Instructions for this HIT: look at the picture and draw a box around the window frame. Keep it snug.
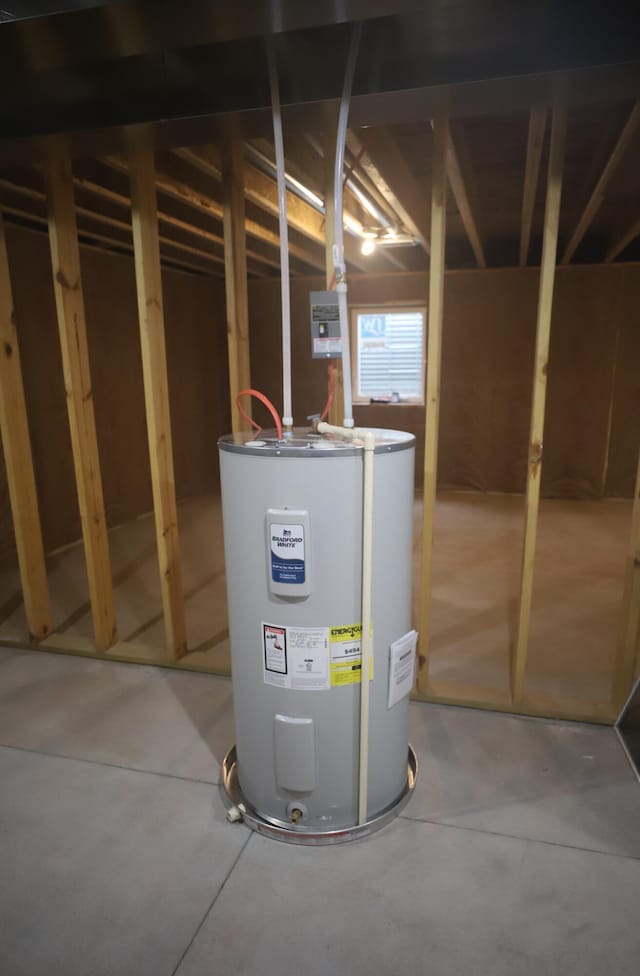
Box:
[350,303,427,406]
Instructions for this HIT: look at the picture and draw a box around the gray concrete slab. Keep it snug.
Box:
[0,648,233,783]
[408,701,640,858]
[174,817,640,976]
[0,746,248,976]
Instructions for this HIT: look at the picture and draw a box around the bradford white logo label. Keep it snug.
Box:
[270,523,305,583]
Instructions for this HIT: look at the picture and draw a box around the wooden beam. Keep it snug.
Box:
[519,108,547,266]
[442,121,486,268]
[605,214,640,263]
[45,144,117,652]
[222,134,252,434]
[346,128,430,254]
[129,149,187,660]
[242,160,369,272]
[511,107,567,703]
[179,144,369,271]
[612,447,640,711]
[561,101,640,265]
[0,209,52,640]
[417,115,448,695]
[0,176,223,275]
[102,154,323,272]
[1,201,214,277]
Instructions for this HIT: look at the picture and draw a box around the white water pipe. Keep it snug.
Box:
[267,44,293,432]
[333,23,362,429]
[316,419,374,825]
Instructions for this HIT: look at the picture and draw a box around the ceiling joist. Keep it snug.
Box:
[346,128,429,255]
[441,120,486,269]
[0,198,217,277]
[561,100,640,265]
[101,155,322,272]
[604,215,640,263]
[178,146,367,272]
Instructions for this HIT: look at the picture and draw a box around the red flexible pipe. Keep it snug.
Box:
[236,389,283,441]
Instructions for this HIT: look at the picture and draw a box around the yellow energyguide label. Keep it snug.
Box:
[329,623,373,686]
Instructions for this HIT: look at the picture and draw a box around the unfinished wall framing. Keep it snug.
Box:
[0,94,638,725]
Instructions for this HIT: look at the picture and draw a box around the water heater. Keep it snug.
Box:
[219,427,417,844]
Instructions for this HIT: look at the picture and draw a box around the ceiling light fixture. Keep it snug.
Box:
[361,238,377,256]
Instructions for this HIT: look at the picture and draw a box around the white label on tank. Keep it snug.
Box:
[388,630,417,708]
[262,623,329,690]
[289,627,329,690]
[269,523,305,585]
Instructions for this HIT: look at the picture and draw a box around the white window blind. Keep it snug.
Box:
[355,309,425,401]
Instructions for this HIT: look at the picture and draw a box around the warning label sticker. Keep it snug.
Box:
[262,623,329,690]
[263,624,287,685]
[329,623,373,686]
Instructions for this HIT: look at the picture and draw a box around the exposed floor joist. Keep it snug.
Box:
[346,127,430,255]
[177,146,369,271]
[102,154,325,273]
[441,121,486,268]
[561,100,640,265]
[70,168,273,274]
[0,177,223,276]
[605,214,640,262]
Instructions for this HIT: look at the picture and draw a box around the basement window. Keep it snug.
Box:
[351,307,426,405]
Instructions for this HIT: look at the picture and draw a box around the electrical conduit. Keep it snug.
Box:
[333,23,362,429]
[316,419,374,825]
[267,43,293,432]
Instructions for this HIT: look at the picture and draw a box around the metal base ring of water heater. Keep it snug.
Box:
[220,744,418,846]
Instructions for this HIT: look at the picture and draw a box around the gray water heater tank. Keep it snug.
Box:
[218,428,417,843]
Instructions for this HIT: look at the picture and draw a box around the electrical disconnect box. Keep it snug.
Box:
[309,290,342,359]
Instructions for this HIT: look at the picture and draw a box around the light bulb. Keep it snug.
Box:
[361,238,376,256]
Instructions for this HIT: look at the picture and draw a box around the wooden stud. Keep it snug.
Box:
[129,149,187,660]
[0,209,52,640]
[440,121,486,268]
[417,116,448,695]
[612,447,640,710]
[0,625,616,726]
[221,133,252,434]
[562,101,640,265]
[45,143,117,652]
[511,107,567,703]
[519,108,547,266]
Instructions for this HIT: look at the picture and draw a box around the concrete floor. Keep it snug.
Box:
[0,490,634,706]
[1,646,639,975]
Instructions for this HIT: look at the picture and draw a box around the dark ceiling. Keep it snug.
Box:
[0,0,639,154]
[0,0,639,273]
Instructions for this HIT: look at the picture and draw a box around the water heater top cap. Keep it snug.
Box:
[219,427,414,458]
